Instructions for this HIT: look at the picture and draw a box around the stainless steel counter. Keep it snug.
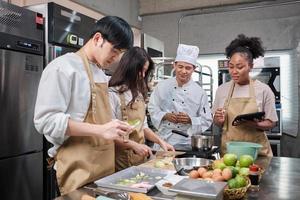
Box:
[55,157,300,200]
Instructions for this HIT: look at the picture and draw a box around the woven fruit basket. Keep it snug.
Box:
[223,178,251,200]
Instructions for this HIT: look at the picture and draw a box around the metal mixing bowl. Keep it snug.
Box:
[172,158,212,176]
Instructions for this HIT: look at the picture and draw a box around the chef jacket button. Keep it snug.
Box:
[177,126,180,128]
[172,99,175,101]
[174,87,177,89]
[182,102,184,104]
[168,123,170,125]
[184,89,186,91]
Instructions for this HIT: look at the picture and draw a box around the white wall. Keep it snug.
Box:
[142,1,300,157]
[142,2,300,56]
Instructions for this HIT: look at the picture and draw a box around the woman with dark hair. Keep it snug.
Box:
[109,47,174,171]
[213,34,278,157]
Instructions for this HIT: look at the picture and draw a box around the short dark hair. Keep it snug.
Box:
[90,16,133,50]
[109,47,154,106]
[225,34,265,64]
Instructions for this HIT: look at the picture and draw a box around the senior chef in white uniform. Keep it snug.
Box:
[148,44,213,148]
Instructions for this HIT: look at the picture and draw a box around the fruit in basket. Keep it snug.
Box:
[235,175,247,188]
[228,178,238,189]
[213,160,226,170]
[227,166,239,178]
[223,153,238,166]
[239,155,254,167]
[239,167,250,176]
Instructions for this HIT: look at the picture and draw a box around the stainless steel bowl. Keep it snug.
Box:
[172,158,212,176]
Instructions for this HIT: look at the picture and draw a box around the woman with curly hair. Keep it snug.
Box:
[213,34,278,157]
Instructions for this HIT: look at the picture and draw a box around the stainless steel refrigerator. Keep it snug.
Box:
[0,2,44,199]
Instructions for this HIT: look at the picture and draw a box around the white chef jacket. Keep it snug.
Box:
[34,52,109,157]
[148,77,212,146]
[109,88,148,128]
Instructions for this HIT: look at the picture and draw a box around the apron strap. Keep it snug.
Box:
[119,93,129,122]
[76,49,98,123]
[249,79,256,98]
[224,81,235,111]
[76,49,96,89]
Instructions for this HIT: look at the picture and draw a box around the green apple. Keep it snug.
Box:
[223,153,238,166]
[239,155,254,168]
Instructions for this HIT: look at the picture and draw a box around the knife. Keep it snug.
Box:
[171,130,189,138]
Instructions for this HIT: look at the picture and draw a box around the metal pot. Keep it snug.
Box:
[191,134,214,151]
[171,130,214,151]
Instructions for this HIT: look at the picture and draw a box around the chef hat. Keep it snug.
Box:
[175,44,199,66]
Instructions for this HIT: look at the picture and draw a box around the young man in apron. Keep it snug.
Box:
[34,16,134,194]
[213,34,278,157]
[109,47,174,171]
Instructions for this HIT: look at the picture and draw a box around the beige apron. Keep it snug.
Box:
[115,92,146,171]
[55,49,115,194]
[221,80,272,157]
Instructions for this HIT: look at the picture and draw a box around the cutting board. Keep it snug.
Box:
[139,151,185,171]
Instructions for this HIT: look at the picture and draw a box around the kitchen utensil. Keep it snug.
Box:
[147,149,157,161]
[171,130,189,137]
[226,141,262,160]
[191,133,214,151]
[172,158,212,176]
[168,178,227,199]
[155,174,185,196]
[84,186,130,200]
[172,130,215,151]
[94,166,172,193]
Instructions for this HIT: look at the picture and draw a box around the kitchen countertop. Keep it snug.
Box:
[54,156,300,200]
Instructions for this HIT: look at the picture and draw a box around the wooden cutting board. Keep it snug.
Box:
[139,151,185,171]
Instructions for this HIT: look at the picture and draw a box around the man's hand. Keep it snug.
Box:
[163,113,178,123]
[100,119,133,140]
[176,112,191,124]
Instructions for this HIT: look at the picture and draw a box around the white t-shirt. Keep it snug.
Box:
[213,80,278,122]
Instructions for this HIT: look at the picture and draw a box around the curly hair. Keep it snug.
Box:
[225,34,265,64]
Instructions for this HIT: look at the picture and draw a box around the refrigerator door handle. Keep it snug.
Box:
[0,51,5,101]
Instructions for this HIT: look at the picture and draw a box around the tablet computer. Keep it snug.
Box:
[232,111,265,126]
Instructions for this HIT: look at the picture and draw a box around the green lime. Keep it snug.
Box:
[239,155,254,168]
[235,175,247,188]
[228,166,239,178]
[223,153,238,166]
[228,178,238,189]
[239,167,250,176]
